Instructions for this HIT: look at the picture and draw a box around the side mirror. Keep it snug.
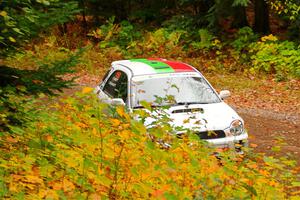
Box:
[111,98,125,106]
[219,90,231,100]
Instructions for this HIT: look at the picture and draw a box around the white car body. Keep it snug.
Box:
[96,58,248,150]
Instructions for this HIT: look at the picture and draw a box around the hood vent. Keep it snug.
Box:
[172,108,204,114]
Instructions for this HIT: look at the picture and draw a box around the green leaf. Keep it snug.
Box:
[292,182,300,187]
[242,183,257,196]
[232,0,249,7]
[164,192,177,200]
[12,28,23,35]
[99,175,113,187]
[145,140,155,149]
[140,100,152,111]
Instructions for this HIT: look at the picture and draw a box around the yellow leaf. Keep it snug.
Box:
[92,127,98,135]
[50,181,62,190]
[183,118,190,123]
[75,121,88,128]
[248,163,258,169]
[0,11,7,17]
[269,180,278,187]
[63,179,75,192]
[44,134,53,142]
[116,106,130,121]
[120,130,131,140]
[24,175,43,184]
[9,37,16,43]
[9,181,18,192]
[82,87,93,94]
[90,193,102,200]
[110,118,121,127]
[250,143,258,148]
[116,106,125,117]
[6,136,19,143]
[42,189,59,200]
[259,169,269,176]
[261,34,278,42]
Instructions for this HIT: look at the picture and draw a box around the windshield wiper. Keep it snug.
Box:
[134,102,211,109]
[133,105,162,109]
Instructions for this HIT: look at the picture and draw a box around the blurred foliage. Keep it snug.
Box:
[191,29,222,51]
[87,16,141,50]
[270,0,300,21]
[249,35,300,80]
[0,49,82,131]
[231,27,258,52]
[8,20,300,80]
[0,0,80,57]
[0,0,82,129]
[269,0,300,40]
[0,90,299,199]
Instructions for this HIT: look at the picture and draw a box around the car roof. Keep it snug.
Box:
[112,58,197,76]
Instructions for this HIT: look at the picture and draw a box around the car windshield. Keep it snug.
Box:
[131,76,221,108]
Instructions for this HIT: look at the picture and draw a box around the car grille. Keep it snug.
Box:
[196,130,226,140]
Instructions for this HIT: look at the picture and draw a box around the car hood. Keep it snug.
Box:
[143,102,242,132]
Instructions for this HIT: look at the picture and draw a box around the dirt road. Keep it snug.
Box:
[235,107,299,163]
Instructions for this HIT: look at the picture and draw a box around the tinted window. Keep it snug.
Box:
[103,70,128,102]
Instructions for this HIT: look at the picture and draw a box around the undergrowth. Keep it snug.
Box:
[4,21,300,81]
[0,90,299,199]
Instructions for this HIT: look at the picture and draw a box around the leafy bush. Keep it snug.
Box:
[0,0,80,57]
[231,27,258,52]
[163,15,195,32]
[139,28,186,55]
[0,87,36,131]
[190,29,223,54]
[249,35,300,79]
[287,19,300,40]
[87,16,120,47]
[88,17,141,50]
[0,49,82,130]
[0,90,299,199]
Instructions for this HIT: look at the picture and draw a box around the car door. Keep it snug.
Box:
[97,70,129,105]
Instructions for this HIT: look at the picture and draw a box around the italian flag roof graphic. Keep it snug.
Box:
[130,58,195,73]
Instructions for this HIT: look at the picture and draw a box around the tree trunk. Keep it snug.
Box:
[114,0,128,22]
[254,0,270,34]
[80,0,88,31]
[232,6,249,28]
[58,23,68,36]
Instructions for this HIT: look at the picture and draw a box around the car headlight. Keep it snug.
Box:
[229,120,244,136]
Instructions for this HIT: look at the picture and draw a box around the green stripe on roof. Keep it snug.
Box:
[131,59,174,73]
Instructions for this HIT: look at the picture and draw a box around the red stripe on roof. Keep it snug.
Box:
[148,58,195,72]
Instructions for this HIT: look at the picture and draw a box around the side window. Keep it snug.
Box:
[103,70,128,102]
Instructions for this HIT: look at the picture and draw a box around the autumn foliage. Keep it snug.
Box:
[0,90,299,199]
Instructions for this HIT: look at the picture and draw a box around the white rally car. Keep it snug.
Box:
[95,58,248,150]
